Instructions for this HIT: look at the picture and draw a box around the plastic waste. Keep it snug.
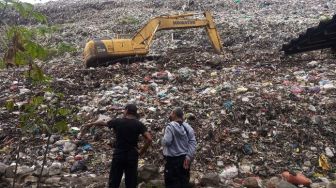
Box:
[219,165,238,180]
[70,160,87,173]
[319,80,331,86]
[70,127,80,135]
[308,86,321,94]
[223,100,233,111]
[236,86,248,93]
[152,71,174,80]
[325,147,334,158]
[281,171,311,186]
[74,155,83,161]
[290,86,304,95]
[82,144,93,151]
[319,154,331,171]
[177,67,193,80]
[242,143,253,155]
[210,72,218,77]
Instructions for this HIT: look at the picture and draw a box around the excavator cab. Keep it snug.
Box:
[83,11,223,67]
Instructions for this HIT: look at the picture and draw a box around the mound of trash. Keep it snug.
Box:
[0,0,335,187]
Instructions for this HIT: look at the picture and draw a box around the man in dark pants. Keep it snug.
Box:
[80,104,152,188]
[162,107,197,188]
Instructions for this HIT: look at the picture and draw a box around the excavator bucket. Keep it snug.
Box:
[282,14,336,55]
[204,11,223,54]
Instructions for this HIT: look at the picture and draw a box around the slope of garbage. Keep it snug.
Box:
[0,0,336,187]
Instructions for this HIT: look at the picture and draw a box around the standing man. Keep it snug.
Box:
[162,107,197,188]
[79,104,152,188]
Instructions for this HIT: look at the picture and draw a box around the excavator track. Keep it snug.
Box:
[282,14,336,55]
[86,55,161,67]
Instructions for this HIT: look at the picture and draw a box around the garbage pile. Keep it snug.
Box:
[0,0,336,187]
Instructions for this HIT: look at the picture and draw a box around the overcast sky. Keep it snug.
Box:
[19,0,56,4]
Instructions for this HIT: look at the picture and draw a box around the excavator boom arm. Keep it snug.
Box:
[132,11,223,53]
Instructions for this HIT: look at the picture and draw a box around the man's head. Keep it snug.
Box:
[169,107,184,121]
[124,104,139,118]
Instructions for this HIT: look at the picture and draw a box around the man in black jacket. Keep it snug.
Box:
[80,104,152,188]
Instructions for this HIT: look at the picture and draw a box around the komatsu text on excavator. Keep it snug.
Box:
[83,11,223,67]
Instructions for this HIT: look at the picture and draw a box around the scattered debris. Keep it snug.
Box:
[0,0,335,187]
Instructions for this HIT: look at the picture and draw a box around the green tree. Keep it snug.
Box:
[1,1,76,187]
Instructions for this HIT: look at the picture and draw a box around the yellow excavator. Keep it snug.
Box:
[83,11,223,67]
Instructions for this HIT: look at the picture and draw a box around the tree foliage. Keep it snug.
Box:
[0,2,80,187]
[1,0,77,69]
[15,92,71,135]
[1,2,77,186]
[0,1,76,133]
[0,0,47,23]
[1,1,49,83]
